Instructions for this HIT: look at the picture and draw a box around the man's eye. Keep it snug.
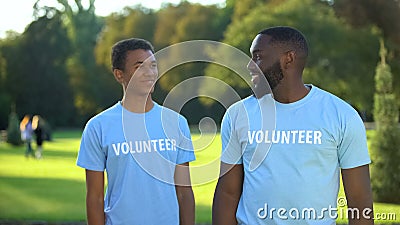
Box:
[252,55,260,61]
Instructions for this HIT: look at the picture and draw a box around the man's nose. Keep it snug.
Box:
[247,59,256,71]
[142,66,157,76]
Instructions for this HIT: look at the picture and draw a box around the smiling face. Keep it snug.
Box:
[115,49,158,97]
[247,34,284,96]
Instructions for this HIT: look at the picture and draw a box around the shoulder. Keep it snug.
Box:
[312,85,359,117]
[225,95,257,115]
[223,95,265,124]
[158,104,188,121]
[156,104,190,131]
[156,104,192,138]
[84,102,121,129]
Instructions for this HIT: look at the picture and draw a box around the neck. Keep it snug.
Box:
[121,94,154,113]
[272,79,310,103]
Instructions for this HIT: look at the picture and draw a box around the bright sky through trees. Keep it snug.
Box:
[0,0,225,38]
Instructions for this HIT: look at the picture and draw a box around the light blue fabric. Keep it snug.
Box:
[221,85,371,225]
[77,102,195,225]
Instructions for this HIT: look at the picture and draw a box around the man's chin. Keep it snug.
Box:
[126,88,154,98]
[253,84,272,99]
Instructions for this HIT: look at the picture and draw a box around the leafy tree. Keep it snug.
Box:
[228,0,284,22]
[95,6,157,68]
[0,51,6,81]
[172,3,223,42]
[0,50,11,129]
[331,0,400,44]
[6,111,22,146]
[1,10,75,127]
[0,36,20,129]
[329,0,400,116]
[204,0,379,114]
[153,2,192,49]
[47,0,106,123]
[370,40,400,203]
[154,3,226,96]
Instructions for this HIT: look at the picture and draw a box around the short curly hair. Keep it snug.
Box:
[111,38,155,71]
[258,26,308,57]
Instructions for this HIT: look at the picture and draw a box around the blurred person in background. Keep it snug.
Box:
[20,114,34,158]
[32,115,44,159]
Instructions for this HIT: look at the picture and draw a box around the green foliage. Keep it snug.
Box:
[371,41,400,204]
[230,0,271,22]
[23,14,75,123]
[0,52,11,129]
[154,3,227,99]
[58,0,108,120]
[0,12,76,127]
[172,4,223,42]
[204,0,380,113]
[95,6,157,67]
[0,51,6,80]
[6,112,22,146]
[331,0,400,118]
[0,0,399,127]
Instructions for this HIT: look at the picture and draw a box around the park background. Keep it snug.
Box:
[0,0,400,224]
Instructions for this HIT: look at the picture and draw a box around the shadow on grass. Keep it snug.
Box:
[0,176,86,222]
[0,177,214,224]
[0,143,78,159]
[51,130,83,140]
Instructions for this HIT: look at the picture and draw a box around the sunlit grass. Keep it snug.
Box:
[0,130,86,221]
[191,133,221,223]
[0,130,220,222]
[0,129,399,224]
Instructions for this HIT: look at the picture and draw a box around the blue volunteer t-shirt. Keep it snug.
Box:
[77,101,195,225]
[221,85,371,225]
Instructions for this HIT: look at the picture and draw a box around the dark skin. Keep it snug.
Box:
[212,163,243,225]
[212,34,373,225]
[342,165,374,225]
[85,49,195,225]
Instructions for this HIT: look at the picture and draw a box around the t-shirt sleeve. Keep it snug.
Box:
[220,109,243,164]
[338,114,371,169]
[176,117,196,165]
[76,119,106,171]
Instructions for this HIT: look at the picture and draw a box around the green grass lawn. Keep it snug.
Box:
[0,130,85,221]
[0,130,399,224]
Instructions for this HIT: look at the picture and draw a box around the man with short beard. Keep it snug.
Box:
[212,26,373,225]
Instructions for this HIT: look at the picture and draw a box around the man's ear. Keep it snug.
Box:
[282,51,295,70]
[113,69,124,83]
